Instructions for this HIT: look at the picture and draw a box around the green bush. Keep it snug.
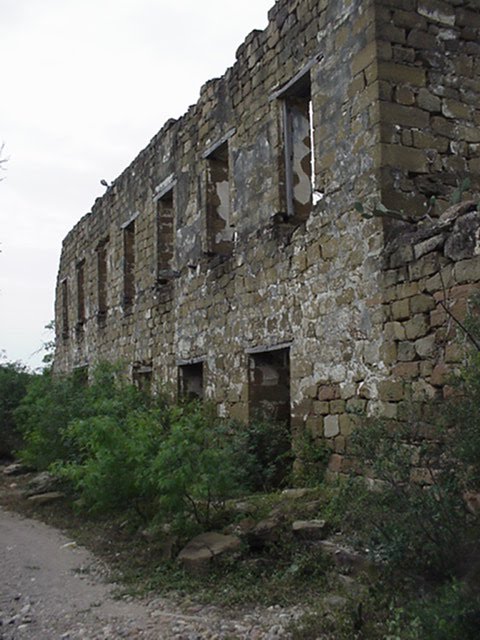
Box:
[228,415,294,492]
[153,404,246,527]
[386,581,480,640]
[0,360,33,458]
[16,362,152,470]
[333,418,472,579]
[14,361,299,532]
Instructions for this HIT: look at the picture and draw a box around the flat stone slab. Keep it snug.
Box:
[25,471,60,497]
[27,492,65,505]
[246,517,283,549]
[3,463,31,477]
[178,532,241,574]
[318,540,376,577]
[292,519,328,540]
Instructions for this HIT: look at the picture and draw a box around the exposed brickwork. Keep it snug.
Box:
[54,0,480,471]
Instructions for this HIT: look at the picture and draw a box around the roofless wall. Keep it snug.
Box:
[55,0,480,475]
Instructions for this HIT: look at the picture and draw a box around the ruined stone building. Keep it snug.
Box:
[54,0,480,473]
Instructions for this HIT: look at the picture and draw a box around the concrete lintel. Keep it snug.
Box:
[202,128,236,159]
[153,174,176,202]
[120,210,140,229]
[245,341,293,355]
[177,356,206,366]
[134,365,153,374]
[269,52,323,101]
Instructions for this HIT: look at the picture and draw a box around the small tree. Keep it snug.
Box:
[0,360,33,458]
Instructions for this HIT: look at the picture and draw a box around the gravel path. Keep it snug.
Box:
[0,507,300,639]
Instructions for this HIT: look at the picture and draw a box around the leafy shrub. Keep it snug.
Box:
[444,349,480,491]
[293,429,330,487]
[228,415,294,492]
[16,362,152,470]
[386,581,480,640]
[56,405,170,517]
[333,418,473,579]
[15,361,299,532]
[0,360,33,458]
[153,404,246,527]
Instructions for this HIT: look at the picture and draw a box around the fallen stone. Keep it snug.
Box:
[322,595,348,611]
[25,471,59,497]
[178,532,241,574]
[281,488,315,499]
[3,463,31,477]
[225,517,257,537]
[464,491,480,515]
[318,540,376,577]
[292,519,328,540]
[246,517,283,549]
[27,492,65,505]
[439,199,478,224]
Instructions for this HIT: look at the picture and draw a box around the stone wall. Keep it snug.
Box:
[54,0,480,472]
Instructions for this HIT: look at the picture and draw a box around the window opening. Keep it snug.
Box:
[123,220,135,311]
[96,237,108,325]
[282,72,314,219]
[76,259,86,329]
[133,364,153,395]
[178,362,204,400]
[61,279,69,341]
[206,141,233,255]
[73,365,88,387]
[248,347,291,425]
[157,188,174,283]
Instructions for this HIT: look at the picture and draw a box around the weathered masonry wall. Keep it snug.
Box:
[54,0,480,471]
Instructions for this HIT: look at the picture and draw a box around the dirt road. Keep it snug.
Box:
[0,507,296,639]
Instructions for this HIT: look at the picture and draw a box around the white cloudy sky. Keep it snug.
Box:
[0,0,274,369]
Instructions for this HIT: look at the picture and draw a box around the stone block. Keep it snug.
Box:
[381,103,430,129]
[413,235,444,260]
[351,41,377,76]
[389,244,414,268]
[405,313,429,340]
[378,62,426,86]
[442,99,471,120]
[445,343,464,363]
[318,384,341,401]
[378,380,404,401]
[393,362,419,379]
[398,340,416,361]
[292,519,328,540]
[382,144,428,173]
[339,414,354,437]
[430,363,449,386]
[330,399,346,414]
[455,257,480,283]
[418,0,455,26]
[392,298,410,320]
[414,334,435,358]
[324,415,340,438]
[410,293,436,314]
[385,321,406,341]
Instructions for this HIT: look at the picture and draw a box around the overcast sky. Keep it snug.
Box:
[0,0,274,369]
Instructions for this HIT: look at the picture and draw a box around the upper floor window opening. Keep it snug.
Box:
[282,71,314,220]
[155,184,175,284]
[76,258,86,331]
[61,278,69,341]
[96,237,109,326]
[123,219,136,312]
[204,136,234,256]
